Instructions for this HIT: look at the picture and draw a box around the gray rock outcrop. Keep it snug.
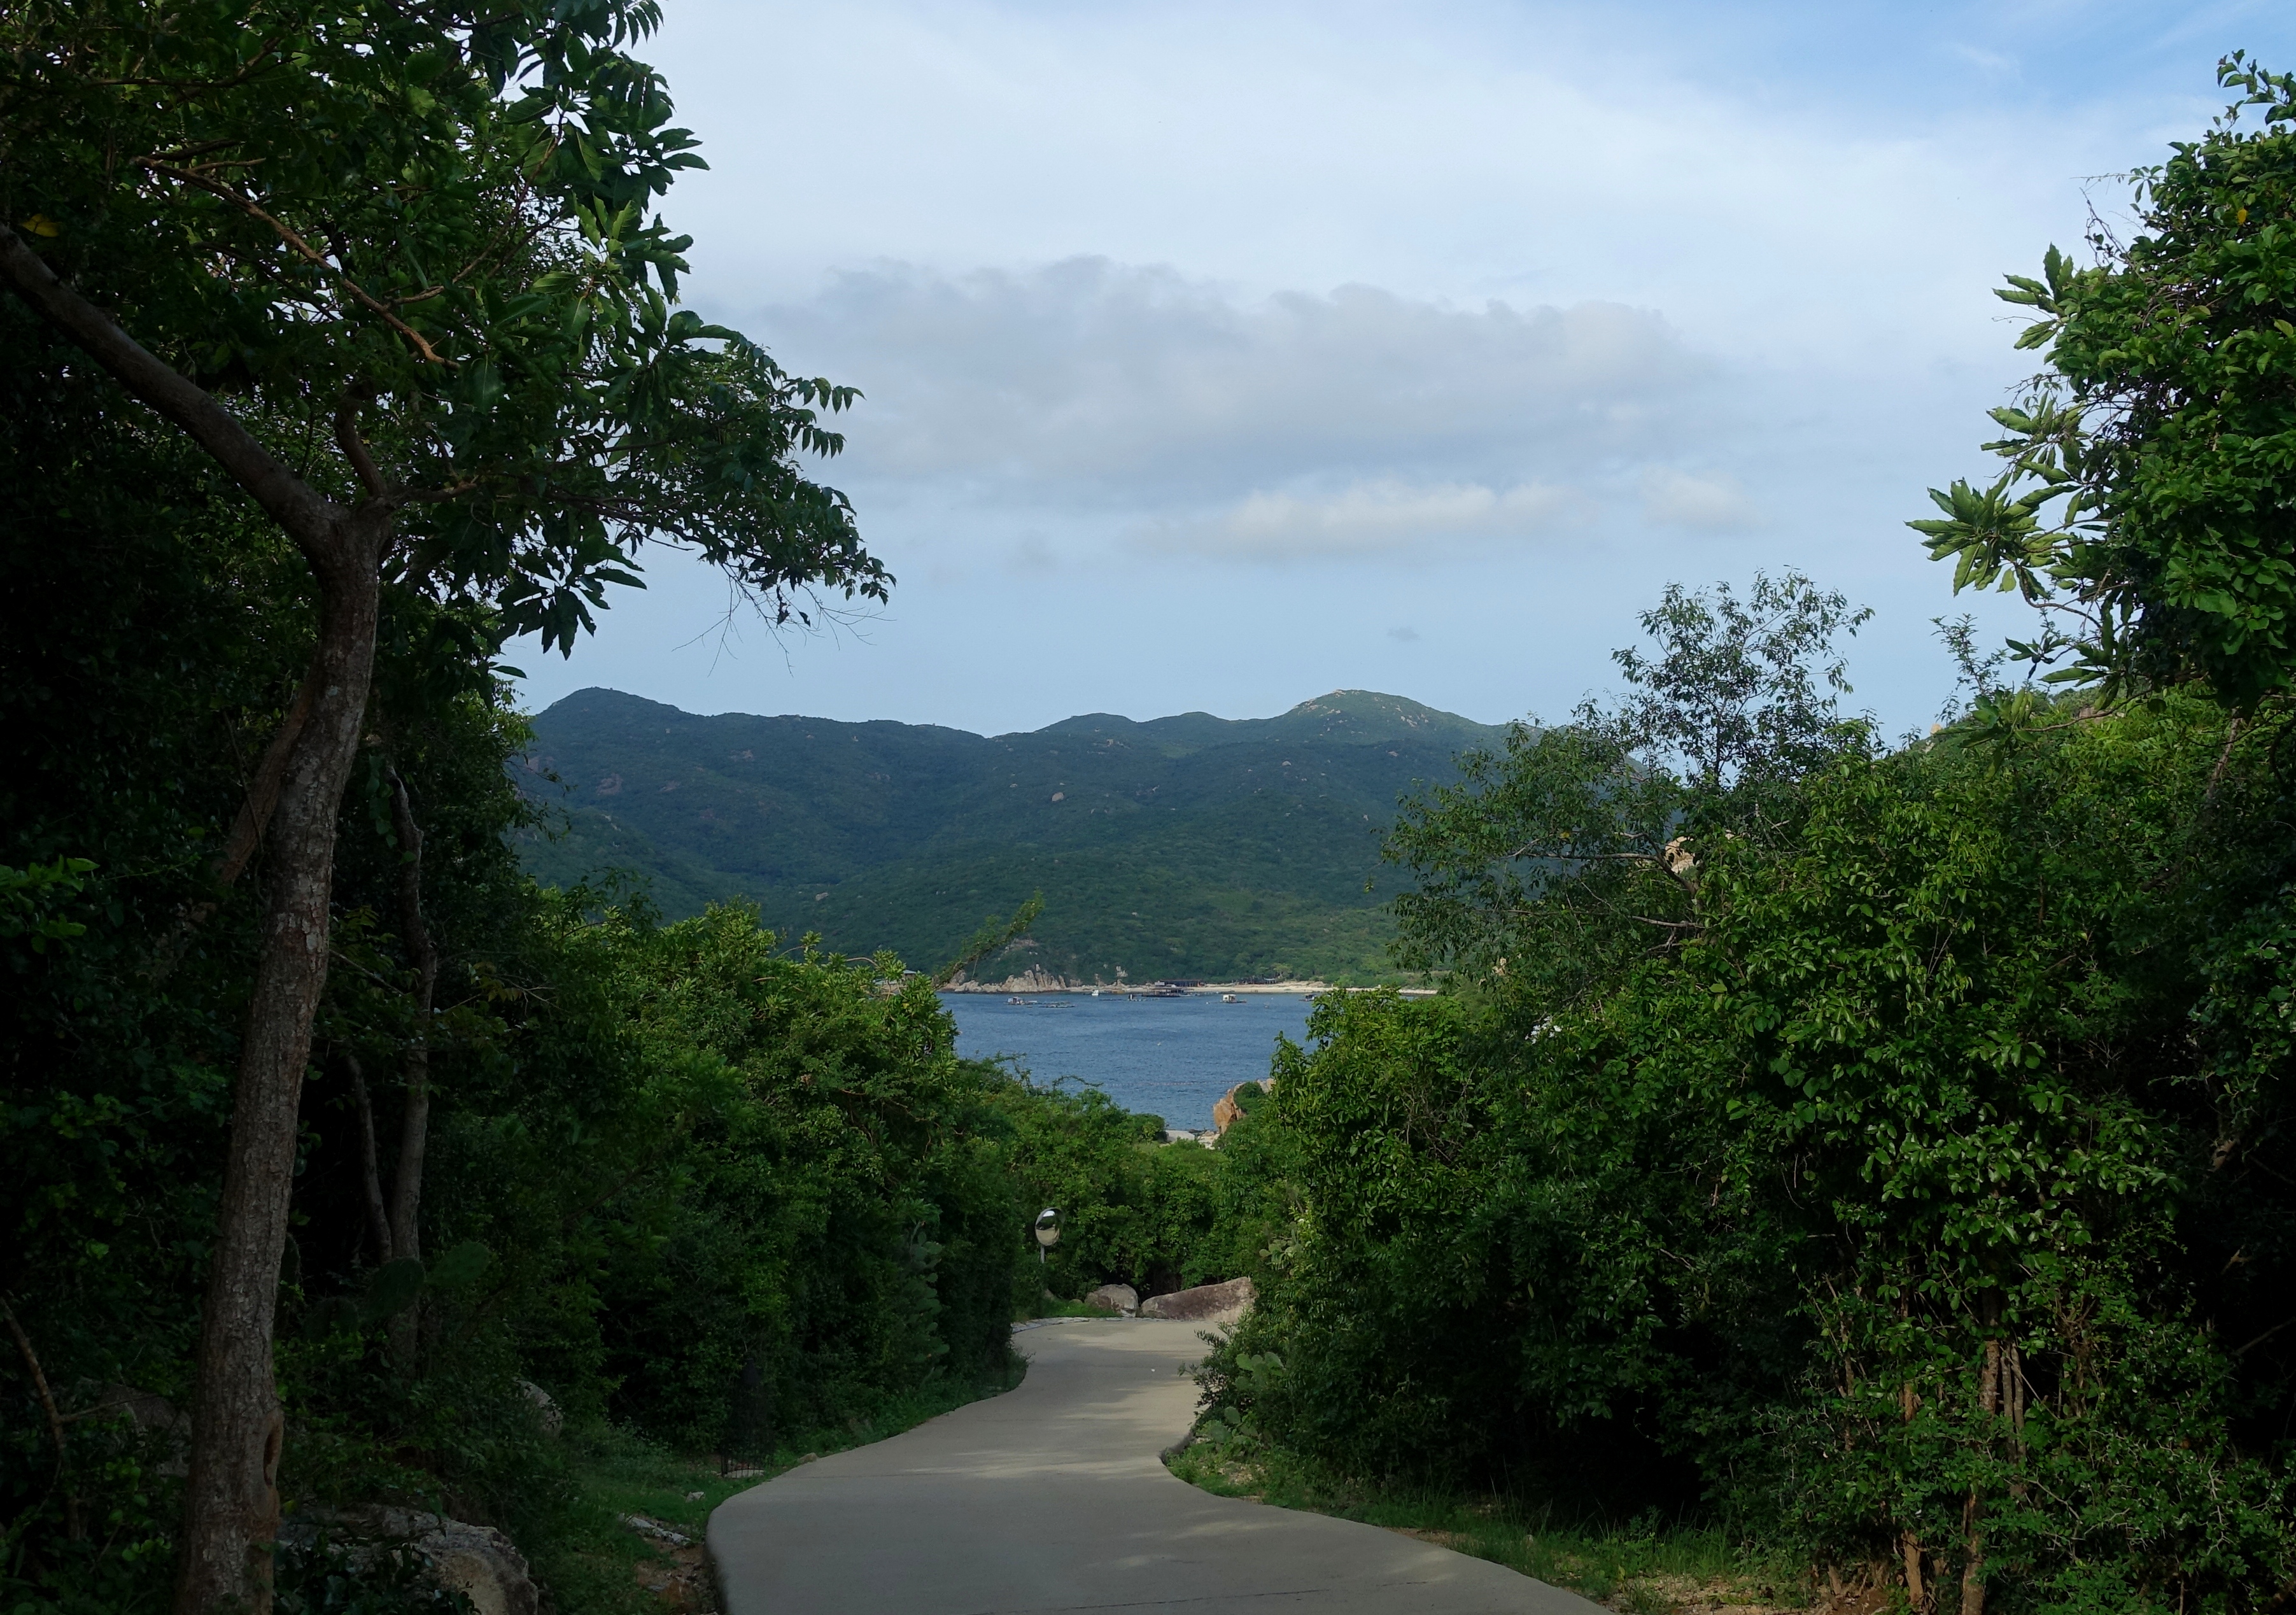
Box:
[1085,1283,1139,1315]
[1140,1276,1254,1325]
[518,1379,563,1435]
[290,1508,537,1615]
[409,1516,536,1615]
[947,966,1075,993]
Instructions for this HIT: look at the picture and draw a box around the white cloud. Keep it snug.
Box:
[1640,468,1764,532]
[1950,43,2020,77]
[749,260,1723,540]
[658,0,2176,377]
[1148,478,1584,560]
[511,0,2288,739]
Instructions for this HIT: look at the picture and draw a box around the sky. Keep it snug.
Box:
[510,0,2296,739]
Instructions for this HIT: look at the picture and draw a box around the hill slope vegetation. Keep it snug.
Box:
[518,688,1505,982]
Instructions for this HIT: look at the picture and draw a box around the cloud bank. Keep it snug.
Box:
[751,258,1753,560]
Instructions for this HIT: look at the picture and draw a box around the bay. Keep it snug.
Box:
[940,991,1318,1131]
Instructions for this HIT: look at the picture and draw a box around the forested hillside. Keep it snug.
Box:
[519,688,1502,982]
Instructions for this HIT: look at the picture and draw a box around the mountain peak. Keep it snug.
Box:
[1265,690,1502,746]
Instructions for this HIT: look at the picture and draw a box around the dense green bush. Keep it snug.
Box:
[989,1076,1293,1302]
[0,399,1244,1603]
[0,325,1042,1605]
[1203,681,2296,1611]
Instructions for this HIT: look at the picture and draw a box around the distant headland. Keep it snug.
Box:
[518,687,1507,985]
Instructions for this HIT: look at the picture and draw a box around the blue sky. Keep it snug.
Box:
[511,0,2296,738]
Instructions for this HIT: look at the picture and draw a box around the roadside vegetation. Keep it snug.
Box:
[0,3,1222,1610]
[1168,58,2296,1615]
[1168,1441,1807,1615]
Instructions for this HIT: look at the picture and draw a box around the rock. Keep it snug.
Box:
[295,1508,539,1615]
[1211,1082,1264,1134]
[1085,1283,1139,1315]
[1139,1276,1255,1325]
[518,1379,563,1435]
[414,1518,537,1615]
[621,1513,694,1547]
[101,1383,185,1433]
[947,964,1076,993]
[99,1385,188,1476]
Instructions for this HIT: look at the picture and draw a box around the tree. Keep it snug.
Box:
[1385,571,1868,991]
[1610,572,1870,793]
[1913,55,2296,710]
[0,5,887,1608]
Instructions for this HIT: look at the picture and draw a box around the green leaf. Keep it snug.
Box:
[360,1257,426,1323]
[426,1240,491,1291]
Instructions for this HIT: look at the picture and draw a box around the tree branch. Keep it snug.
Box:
[333,393,388,498]
[1,1297,81,1541]
[132,159,450,365]
[398,477,482,504]
[385,770,438,1343]
[0,227,342,553]
[215,675,318,887]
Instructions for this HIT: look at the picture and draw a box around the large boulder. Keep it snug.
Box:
[1212,1080,1269,1135]
[100,1385,188,1476]
[1140,1276,1254,1325]
[1084,1283,1139,1315]
[290,1508,538,1615]
[404,1516,537,1615]
[1211,1086,1245,1133]
[518,1379,563,1435]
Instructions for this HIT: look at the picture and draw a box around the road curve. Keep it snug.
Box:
[708,1318,1600,1614]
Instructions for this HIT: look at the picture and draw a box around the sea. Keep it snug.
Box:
[939,991,1321,1131]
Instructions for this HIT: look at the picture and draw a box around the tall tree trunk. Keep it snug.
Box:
[1961,1323,2004,1615]
[1901,1375,1924,1611]
[346,1052,394,1265]
[0,226,394,1615]
[384,768,437,1362]
[177,546,382,1611]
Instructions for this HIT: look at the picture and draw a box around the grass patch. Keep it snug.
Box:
[535,1364,1027,1614]
[1164,1441,1817,1615]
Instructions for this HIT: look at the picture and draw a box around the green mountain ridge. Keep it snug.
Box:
[516,688,1509,982]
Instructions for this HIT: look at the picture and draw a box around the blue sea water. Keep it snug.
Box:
[939,991,1320,1131]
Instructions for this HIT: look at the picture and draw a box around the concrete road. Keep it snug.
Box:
[708,1318,1600,1614]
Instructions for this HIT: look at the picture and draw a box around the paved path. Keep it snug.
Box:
[708,1318,1600,1614]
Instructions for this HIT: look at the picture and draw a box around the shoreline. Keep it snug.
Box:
[941,979,1437,999]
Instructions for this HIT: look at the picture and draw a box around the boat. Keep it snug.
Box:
[1221,993,1239,1003]
[1007,996,1022,1005]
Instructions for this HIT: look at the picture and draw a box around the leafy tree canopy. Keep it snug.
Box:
[1385,571,1868,993]
[1914,55,2296,710]
[0,0,885,648]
